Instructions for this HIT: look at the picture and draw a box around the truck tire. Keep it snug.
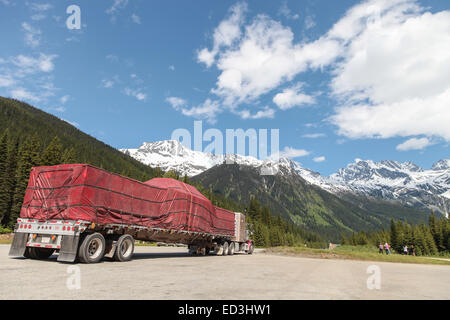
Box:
[228,242,235,255]
[113,234,134,262]
[222,241,229,256]
[78,233,106,264]
[29,247,54,260]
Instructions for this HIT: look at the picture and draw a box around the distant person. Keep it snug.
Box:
[409,245,415,256]
[379,243,384,254]
[384,242,390,255]
[403,245,408,255]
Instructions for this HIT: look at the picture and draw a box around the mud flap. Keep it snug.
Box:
[57,235,80,263]
[8,233,29,257]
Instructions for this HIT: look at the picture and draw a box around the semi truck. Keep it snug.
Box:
[8,164,254,263]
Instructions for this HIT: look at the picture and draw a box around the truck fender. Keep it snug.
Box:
[57,235,80,263]
[9,232,29,257]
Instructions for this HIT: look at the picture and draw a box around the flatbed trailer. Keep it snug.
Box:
[9,164,254,263]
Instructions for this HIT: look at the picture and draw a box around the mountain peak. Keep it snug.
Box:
[432,159,450,171]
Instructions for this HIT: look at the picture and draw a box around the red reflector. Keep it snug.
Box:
[72,227,75,231]
[62,226,66,231]
[19,224,22,228]
[28,225,31,229]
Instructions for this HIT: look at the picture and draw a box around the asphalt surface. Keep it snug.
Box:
[0,245,449,299]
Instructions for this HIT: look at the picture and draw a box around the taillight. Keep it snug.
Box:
[28,225,31,229]
[62,226,66,231]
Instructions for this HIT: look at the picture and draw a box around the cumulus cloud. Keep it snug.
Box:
[166,97,221,124]
[279,146,310,159]
[327,0,450,142]
[273,83,315,110]
[166,96,187,109]
[197,2,247,68]
[185,0,450,148]
[396,137,431,151]
[313,156,326,162]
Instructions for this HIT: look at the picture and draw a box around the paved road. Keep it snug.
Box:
[0,245,448,299]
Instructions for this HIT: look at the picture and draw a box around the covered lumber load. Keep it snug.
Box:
[20,164,235,236]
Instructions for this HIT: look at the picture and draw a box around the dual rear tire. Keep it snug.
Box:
[78,233,135,263]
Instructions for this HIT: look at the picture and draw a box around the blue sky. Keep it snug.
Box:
[0,0,449,175]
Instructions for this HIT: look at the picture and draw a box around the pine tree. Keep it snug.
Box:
[41,136,63,166]
[0,130,10,224]
[0,139,18,226]
[8,135,41,227]
[62,147,77,164]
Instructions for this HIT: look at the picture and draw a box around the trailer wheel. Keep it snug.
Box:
[222,241,229,256]
[113,234,134,262]
[78,233,106,264]
[228,242,235,255]
[29,247,54,260]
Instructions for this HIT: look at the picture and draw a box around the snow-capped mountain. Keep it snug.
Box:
[121,140,449,215]
[120,140,264,177]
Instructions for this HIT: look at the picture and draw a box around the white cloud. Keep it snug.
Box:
[124,87,147,101]
[302,133,326,138]
[101,79,114,88]
[22,22,41,48]
[313,156,326,162]
[106,0,128,23]
[12,53,57,74]
[304,15,316,30]
[167,98,221,124]
[396,137,431,151]
[327,0,450,142]
[166,97,187,109]
[273,83,315,110]
[197,2,247,68]
[237,106,275,119]
[279,146,310,158]
[29,3,52,11]
[131,14,141,24]
[169,65,175,71]
[60,95,70,104]
[10,87,40,102]
[31,14,46,21]
[199,6,340,108]
[0,74,15,87]
[278,1,299,20]
[189,0,450,146]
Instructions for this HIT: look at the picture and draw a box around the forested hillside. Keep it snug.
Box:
[0,97,159,228]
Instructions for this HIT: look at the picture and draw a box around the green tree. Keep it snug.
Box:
[163,170,179,179]
[9,135,41,227]
[0,139,19,226]
[41,136,63,166]
[62,147,77,164]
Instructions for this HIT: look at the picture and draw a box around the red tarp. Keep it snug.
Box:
[20,164,235,236]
